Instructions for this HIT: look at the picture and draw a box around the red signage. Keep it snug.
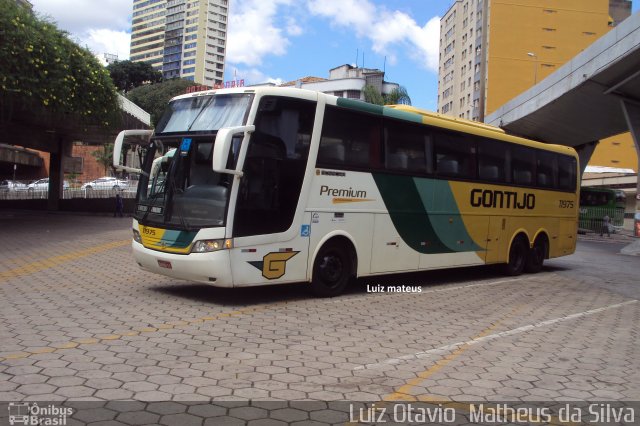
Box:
[186,79,245,93]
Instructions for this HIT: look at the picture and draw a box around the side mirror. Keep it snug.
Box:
[113,129,154,174]
[212,125,254,176]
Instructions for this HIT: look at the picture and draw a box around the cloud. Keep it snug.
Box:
[307,0,440,72]
[30,0,131,34]
[229,67,284,87]
[227,0,297,67]
[85,29,132,63]
[30,0,131,59]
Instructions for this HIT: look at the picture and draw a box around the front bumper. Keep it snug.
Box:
[132,240,233,286]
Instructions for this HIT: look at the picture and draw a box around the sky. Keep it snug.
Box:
[29,0,640,112]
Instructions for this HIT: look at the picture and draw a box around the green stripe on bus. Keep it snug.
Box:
[413,178,483,252]
[383,107,424,124]
[162,230,198,248]
[335,99,423,124]
[372,174,453,254]
[336,98,385,115]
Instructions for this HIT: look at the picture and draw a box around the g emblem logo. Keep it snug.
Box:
[248,251,299,279]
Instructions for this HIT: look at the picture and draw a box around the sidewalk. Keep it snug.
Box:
[577,227,636,243]
[578,227,640,255]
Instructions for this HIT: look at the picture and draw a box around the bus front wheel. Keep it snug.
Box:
[505,236,528,276]
[311,241,352,297]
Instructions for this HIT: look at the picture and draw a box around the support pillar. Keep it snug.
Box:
[621,100,640,247]
[47,137,65,211]
[574,141,599,181]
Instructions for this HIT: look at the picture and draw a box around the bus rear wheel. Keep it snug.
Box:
[525,237,547,273]
[311,241,352,297]
[504,236,528,276]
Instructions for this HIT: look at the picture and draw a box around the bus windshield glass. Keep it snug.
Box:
[155,93,253,134]
[135,93,254,229]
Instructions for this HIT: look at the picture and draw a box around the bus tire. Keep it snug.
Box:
[525,236,547,273]
[311,241,352,297]
[504,235,528,276]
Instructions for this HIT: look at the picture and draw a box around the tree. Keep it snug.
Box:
[0,0,119,127]
[107,60,162,92]
[92,143,114,176]
[126,79,199,126]
[384,86,412,106]
[363,85,385,106]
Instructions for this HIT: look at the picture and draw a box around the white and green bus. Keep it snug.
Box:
[114,87,579,296]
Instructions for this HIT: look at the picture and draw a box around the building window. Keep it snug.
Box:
[346,90,360,99]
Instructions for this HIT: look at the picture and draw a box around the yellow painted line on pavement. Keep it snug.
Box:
[344,307,521,426]
[0,303,278,363]
[0,239,131,283]
[384,311,513,402]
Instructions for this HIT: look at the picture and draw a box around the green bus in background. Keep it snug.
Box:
[579,187,626,232]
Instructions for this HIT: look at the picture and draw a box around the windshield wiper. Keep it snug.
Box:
[186,96,215,132]
[139,190,166,224]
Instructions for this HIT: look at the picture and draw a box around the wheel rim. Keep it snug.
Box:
[318,252,344,288]
[531,244,544,265]
[511,241,526,271]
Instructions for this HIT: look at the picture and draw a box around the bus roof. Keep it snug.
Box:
[387,105,506,135]
[167,87,577,158]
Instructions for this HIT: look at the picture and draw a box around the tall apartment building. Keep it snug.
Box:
[437,0,635,169]
[129,0,228,86]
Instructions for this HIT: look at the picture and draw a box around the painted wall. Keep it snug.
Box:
[485,0,637,171]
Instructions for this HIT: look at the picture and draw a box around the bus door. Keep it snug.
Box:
[229,96,317,286]
[485,216,507,264]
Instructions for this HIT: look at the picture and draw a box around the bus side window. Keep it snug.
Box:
[536,151,556,188]
[317,106,381,169]
[384,119,429,173]
[478,139,506,182]
[434,130,476,179]
[557,155,576,191]
[511,145,535,185]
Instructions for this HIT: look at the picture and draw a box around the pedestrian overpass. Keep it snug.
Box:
[486,11,640,177]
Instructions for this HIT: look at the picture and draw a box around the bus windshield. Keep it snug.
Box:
[135,93,254,229]
[156,93,253,134]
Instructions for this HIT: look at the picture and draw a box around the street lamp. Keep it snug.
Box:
[527,52,538,85]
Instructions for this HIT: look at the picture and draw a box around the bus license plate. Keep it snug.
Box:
[157,260,172,269]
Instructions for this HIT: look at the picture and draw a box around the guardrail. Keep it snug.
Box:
[0,187,137,200]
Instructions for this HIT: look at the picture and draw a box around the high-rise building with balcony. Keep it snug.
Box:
[129,0,228,86]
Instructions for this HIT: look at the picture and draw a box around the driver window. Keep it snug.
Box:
[234,96,316,237]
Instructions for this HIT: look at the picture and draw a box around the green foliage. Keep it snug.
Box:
[363,85,385,106]
[384,86,412,106]
[92,143,114,175]
[107,60,162,92]
[0,0,119,126]
[126,79,199,126]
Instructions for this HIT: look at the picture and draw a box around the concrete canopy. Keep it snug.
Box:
[486,12,640,147]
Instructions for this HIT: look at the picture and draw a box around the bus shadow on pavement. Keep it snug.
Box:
[149,264,525,306]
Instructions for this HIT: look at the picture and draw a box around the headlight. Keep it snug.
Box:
[132,229,142,243]
[191,239,233,253]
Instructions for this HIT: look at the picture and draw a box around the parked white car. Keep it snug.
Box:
[81,177,128,191]
[0,180,27,192]
[27,178,69,191]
